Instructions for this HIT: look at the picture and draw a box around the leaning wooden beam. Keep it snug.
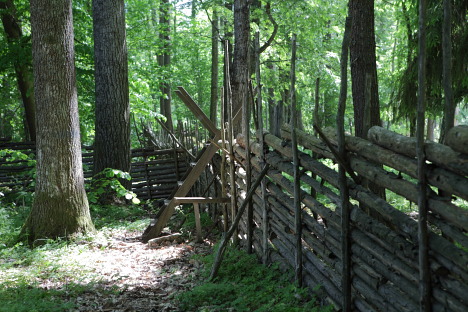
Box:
[209,163,270,280]
[154,116,196,160]
[175,87,220,137]
[141,134,221,242]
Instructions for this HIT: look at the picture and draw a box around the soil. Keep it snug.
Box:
[61,229,212,312]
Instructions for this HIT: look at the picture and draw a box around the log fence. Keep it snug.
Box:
[0,142,187,201]
[2,122,467,311]
[232,125,467,311]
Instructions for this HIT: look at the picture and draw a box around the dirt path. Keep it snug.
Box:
[59,229,212,311]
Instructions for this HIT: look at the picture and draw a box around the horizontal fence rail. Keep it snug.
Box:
[0,142,187,201]
[231,125,468,311]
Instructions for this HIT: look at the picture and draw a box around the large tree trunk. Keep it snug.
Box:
[231,0,250,134]
[92,0,131,189]
[158,0,173,132]
[349,0,381,138]
[22,0,94,244]
[0,0,36,141]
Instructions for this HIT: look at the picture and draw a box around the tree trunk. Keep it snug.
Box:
[92,0,131,190]
[440,0,454,144]
[349,0,381,138]
[349,0,385,201]
[210,8,219,127]
[158,0,173,132]
[22,0,94,244]
[0,0,36,141]
[426,118,435,141]
[231,0,250,134]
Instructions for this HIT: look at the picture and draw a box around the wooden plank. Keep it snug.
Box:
[175,87,220,137]
[142,133,221,242]
[173,197,230,204]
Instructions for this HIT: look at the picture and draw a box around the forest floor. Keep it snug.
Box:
[1,204,331,312]
[50,227,212,311]
[0,218,211,312]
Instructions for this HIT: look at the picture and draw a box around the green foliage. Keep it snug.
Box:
[88,168,140,205]
[177,246,332,312]
[89,204,148,229]
[0,282,75,312]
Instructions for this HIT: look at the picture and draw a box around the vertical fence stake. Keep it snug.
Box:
[255,31,269,264]
[290,33,302,287]
[337,16,352,311]
[417,0,431,311]
[224,40,238,245]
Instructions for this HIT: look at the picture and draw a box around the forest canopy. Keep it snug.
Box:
[0,0,466,143]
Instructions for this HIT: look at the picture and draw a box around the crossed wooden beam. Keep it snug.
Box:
[141,87,235,243]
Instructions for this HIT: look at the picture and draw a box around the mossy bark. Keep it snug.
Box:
[21,0,94,245]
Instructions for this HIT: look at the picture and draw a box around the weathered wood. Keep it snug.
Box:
[322,128,468,201]
[172,197,230,204]
[446,125,468,154]
[148,233,183,247]
[141,133,221,242]
[348,156,468,233]
[209,164,270,280]
[175,87,220,137]
[336,15,352,312]
[368,126,468,176]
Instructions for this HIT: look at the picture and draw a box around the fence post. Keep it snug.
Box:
[290,33,302,287]
[337,16,352,311]
[255,31,269,264]
[417,0,431,310]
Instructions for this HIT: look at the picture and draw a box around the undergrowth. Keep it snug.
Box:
[177,246,332,312]
[0,196,148,312]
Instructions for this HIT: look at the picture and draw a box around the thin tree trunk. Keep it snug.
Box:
[0,0,36,141]
[440,0,454,144]
[159,0,173,131]
[231,0,250,134]
[210,8,219,127]
[22,0,94,244]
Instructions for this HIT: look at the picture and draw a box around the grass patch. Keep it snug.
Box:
[0,198,149,312]
[0,282,74,312]
[177,246,332,312]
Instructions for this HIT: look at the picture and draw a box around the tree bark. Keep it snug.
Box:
[92,0,131,190]
[0,0,36,141]
[22,0,94,244]
[440,0,454,143]
[158,0,173,131]
[349,0,381,138]
[210,8,219,127]
[231,0,250,134]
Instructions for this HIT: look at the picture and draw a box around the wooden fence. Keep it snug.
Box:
[0,142,187,201]
[231,125,467,311]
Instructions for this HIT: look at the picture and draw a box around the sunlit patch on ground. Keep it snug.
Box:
[0,224,212,311]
